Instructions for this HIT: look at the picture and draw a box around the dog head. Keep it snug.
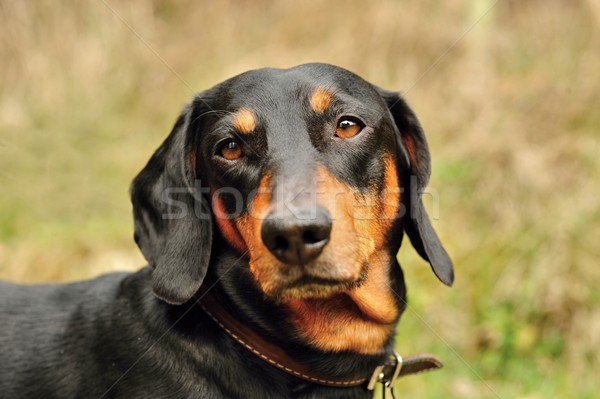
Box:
[130,63,453,351]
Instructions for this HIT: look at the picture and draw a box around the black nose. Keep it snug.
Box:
[261,207,332,265]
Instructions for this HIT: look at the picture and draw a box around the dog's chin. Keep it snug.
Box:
[257,260,367,300]
[276,282,348,300]
[265,276,361,301]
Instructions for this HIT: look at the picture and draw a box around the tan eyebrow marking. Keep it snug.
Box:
[309,87,334,114]
[232,108,256,134]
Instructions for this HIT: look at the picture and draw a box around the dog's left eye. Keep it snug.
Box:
[218,140,243,161]
[336,118,363,139]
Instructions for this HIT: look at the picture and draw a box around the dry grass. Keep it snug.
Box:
[1,1,598,397]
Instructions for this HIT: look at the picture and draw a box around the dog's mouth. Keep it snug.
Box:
[275,275,361,300]
[258,259,368,301]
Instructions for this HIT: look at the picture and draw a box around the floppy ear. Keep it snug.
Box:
[378,89,454,286]
[130,101,213,304]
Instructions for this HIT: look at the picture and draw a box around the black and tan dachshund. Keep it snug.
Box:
[0,63,453,398]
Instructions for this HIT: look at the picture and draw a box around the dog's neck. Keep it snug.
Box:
[205,247,407,382]
[195,285,378,387]
[198,252,444,391]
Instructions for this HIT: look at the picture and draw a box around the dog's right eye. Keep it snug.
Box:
[218,140,243,161]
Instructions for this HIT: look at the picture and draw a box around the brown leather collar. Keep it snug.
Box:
[196,285,443,389]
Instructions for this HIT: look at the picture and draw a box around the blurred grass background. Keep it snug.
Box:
[1,0,598,397]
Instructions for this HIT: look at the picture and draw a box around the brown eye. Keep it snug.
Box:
[336,119,363,138]
[219,140,243,160]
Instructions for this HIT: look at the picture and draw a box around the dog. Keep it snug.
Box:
[0,63,453,398]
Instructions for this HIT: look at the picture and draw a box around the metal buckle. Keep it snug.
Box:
[367,351,403,390]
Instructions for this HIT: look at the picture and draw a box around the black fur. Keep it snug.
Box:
[0,63,452,398]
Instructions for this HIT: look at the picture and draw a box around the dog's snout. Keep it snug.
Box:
[261,207,332,265]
